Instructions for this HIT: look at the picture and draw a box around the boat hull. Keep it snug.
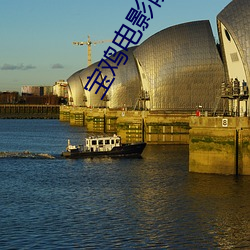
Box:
[62,142,146,159]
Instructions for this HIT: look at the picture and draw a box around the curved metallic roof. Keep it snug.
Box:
[67,69,86,106]
[79,61,107,108]
[133,20,225,111]
[217,0,250,83]
[100,46,141,109]
[76,47,141,109]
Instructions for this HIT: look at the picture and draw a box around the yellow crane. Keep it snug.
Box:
[73,35,113,66]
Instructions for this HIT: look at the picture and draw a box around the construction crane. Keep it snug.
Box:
[73,35,113,66]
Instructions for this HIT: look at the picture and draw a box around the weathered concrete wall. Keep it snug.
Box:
[145,114,190,144]
[240,128,250,175]
[59,106,190,144]
[105,110,119,134]
[116,111,144,143]
[189,117,250,175]
[84,109,105,132]
[70,110,84,126]
[59,106,71,122]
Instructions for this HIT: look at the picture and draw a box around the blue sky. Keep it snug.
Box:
[0,0,232,92]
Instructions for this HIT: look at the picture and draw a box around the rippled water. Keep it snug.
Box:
[0,119,250,249]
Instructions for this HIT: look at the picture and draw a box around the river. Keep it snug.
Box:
[0,119,249,249]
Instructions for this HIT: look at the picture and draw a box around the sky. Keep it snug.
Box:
[0,0,232,92]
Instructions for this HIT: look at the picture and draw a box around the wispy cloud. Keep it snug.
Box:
[1,63,36,70]
[51,63,64,69]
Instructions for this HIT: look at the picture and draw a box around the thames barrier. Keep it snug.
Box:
[62,0,250,175]
[1,0,247,175]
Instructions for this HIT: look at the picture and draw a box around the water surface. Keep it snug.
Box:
[0,120,249,249]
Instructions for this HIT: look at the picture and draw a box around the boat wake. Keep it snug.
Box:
[0,151,55,159]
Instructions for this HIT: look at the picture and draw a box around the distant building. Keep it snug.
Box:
[0,92,19,104]
[52,80,68,98]
[20,85,59,105]
[43,86,53,96]
[21,86,40,96]
[21,86,53,96]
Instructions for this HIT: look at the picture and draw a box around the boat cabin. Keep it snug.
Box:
[85,135,121,152]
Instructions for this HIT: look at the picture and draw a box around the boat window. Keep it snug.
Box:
[105,140,110,144]
[111,139,114,144]
[116,139,120,144]
[92,140,97,145]
[98,140,103,145]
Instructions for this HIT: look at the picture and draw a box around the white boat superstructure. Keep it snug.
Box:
[66,134,122,153]
[85,134,121,152]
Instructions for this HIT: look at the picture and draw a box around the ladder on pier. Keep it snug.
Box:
[133,90,150,110]
[212,89,222,116]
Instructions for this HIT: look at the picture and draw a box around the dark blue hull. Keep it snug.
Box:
[62,142,146,159]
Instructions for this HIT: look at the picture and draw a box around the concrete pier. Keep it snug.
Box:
[60,106,250,175]
[189,117,250,175]
[59,106,190,144]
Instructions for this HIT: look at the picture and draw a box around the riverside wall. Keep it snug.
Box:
[189,117,250,175]
[59,106,190,144]
[0,105,59,119]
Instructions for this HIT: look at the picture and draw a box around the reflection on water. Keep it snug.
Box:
[186,174,250,249]
[0,120,250,249]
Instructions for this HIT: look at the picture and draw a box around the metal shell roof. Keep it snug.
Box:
[217,0,250,84]
[133,20,225,111]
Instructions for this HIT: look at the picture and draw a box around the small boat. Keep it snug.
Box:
[61,134,146,158]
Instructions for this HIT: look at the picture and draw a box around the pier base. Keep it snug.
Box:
[59,106,190,144]
[189,117,250,175]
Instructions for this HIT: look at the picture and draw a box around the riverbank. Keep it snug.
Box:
[0,104,59,119]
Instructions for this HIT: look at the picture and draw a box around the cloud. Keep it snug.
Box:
[1,63,36,70]
[51,63,64,69]
[23,64,36,70]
